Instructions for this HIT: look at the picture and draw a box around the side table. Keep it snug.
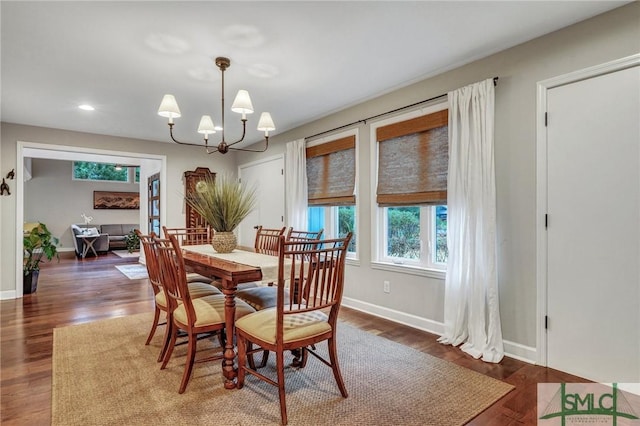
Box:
[80,235,99,259]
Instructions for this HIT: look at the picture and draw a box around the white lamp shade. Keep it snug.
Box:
[231,90,254,114]
[197,115,216,135]
[257,112,275,131]
[157,94,181,118]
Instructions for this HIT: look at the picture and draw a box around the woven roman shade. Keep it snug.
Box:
[306,135,356,205]
[376,109,448,206]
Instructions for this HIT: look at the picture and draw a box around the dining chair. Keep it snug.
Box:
[235,233,352,425]
[236,228,324,310]
[137,230,222,363]
[163,226,220,284]
[254,226,287,256]
[156,234,256,393]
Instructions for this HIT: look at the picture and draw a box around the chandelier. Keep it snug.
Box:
[157,57,275,154]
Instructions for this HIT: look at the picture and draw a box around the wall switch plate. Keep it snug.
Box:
[383,280,390,293]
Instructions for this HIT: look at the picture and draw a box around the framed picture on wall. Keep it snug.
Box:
[93,191,140,210]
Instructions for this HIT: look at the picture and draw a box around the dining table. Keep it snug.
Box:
[180,244,286,389]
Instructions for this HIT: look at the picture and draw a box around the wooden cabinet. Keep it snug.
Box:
[183,167,215,228]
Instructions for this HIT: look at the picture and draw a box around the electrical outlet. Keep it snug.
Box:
[383,280,390,293]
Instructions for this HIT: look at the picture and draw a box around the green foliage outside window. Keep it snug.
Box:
[73,162,127,181]
[387,207,421,259]
[338,206,356,252]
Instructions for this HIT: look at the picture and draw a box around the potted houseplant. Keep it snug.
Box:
[124,229,140,253]
[23,222,59,294]
[185,173,257,253]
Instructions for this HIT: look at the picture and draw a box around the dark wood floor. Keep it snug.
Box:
[0,253,587,425]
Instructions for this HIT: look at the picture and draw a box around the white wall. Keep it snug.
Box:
[24,158,140,250]
[237,3,640,360]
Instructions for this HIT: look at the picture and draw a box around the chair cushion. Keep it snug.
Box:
[236,286,290,311]
[236,307,330,345]
[186,272,214,284]
[173,294,256,327]
[154,281,221,307]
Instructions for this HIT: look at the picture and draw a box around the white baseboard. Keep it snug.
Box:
[0,290,17,300]
[342,296,537,364]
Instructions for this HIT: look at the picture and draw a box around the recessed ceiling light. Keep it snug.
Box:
[78,104,95,111]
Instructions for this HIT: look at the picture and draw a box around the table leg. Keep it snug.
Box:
[221,279,237,389]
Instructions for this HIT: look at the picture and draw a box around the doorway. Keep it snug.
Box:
[537,55,640,383]
[15,141,166,298]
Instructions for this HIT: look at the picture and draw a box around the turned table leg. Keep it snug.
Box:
[221,279,238,389]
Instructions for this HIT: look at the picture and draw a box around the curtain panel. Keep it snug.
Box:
[285,139,308,231]
[437,78,504,363]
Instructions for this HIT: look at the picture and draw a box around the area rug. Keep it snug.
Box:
[112,250,140,259]
[114,264,148,280]
[52,313,513,425]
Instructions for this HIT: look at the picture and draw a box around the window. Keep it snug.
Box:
[308,205,356,254]
[372,103,448,271]
[306,130,357,257]
[382,205,447,269]
[73,162,139,183]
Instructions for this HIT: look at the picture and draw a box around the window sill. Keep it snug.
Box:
[370,261,445,280]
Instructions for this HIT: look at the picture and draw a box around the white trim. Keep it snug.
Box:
[535,53,640,366]
[370,261,445,280]
[0,290,18,300]
[15,141,167,299]
[343,296,537,363]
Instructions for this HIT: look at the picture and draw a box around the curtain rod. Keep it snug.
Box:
[305,76,499,141]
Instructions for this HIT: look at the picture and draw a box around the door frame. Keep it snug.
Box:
[535,53,640,366]
[14,141,167,298]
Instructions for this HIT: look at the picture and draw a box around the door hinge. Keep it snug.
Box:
[545,315,549,330]
[281,169,284,175]
[545,214,548,229]
[281,216,284,222]
[544,112,548,127]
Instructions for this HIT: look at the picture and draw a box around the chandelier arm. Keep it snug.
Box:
[224,119,248,148]
[168,123,218,153]
[229,137,270,153]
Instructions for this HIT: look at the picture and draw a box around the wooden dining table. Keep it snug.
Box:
[180,245,284,389]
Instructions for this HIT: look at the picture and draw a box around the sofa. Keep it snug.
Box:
[70,223,138,257]
[100,224,138,250]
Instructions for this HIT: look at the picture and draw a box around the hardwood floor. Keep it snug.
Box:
[0,253,587,425]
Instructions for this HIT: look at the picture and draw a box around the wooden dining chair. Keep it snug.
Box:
[254,226,287,255]
[138,230,222,363]
[156,234,256,393]
[235,233,352,425]
[163,226,218,284]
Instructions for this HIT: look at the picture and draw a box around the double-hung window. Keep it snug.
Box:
[372,103,448,273]
[306,130,357,258]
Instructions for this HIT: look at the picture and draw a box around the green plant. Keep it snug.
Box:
[124,230,140,253]
[23,223,59,274]
[185,173,257,232]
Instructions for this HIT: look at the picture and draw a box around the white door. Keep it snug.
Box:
[546,65,640,383]
[237,156,285,248]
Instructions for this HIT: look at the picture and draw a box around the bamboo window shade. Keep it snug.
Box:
[306,135,356,205]
[376,109,448,206]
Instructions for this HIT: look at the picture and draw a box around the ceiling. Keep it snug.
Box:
[1,1,629,149]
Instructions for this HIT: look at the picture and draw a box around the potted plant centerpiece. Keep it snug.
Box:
[185,173,257,253]
[23,222,59,294]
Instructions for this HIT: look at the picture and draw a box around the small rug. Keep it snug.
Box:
[52,313,514,425]
[114,264,148,280]
[112,250,140,259]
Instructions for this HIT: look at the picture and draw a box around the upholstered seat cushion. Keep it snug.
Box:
[235,307,330,345]
[186,272,215,284]
[173,294,256,327]
[155,281,221,308]
[236,286,290,311]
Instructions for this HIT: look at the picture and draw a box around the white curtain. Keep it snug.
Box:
[284,139,308,230]
[437,78,504,363]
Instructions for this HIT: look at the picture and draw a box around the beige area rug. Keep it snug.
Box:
[114,263,148,280]
[112,250,140,259]
[52,313,513,426]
